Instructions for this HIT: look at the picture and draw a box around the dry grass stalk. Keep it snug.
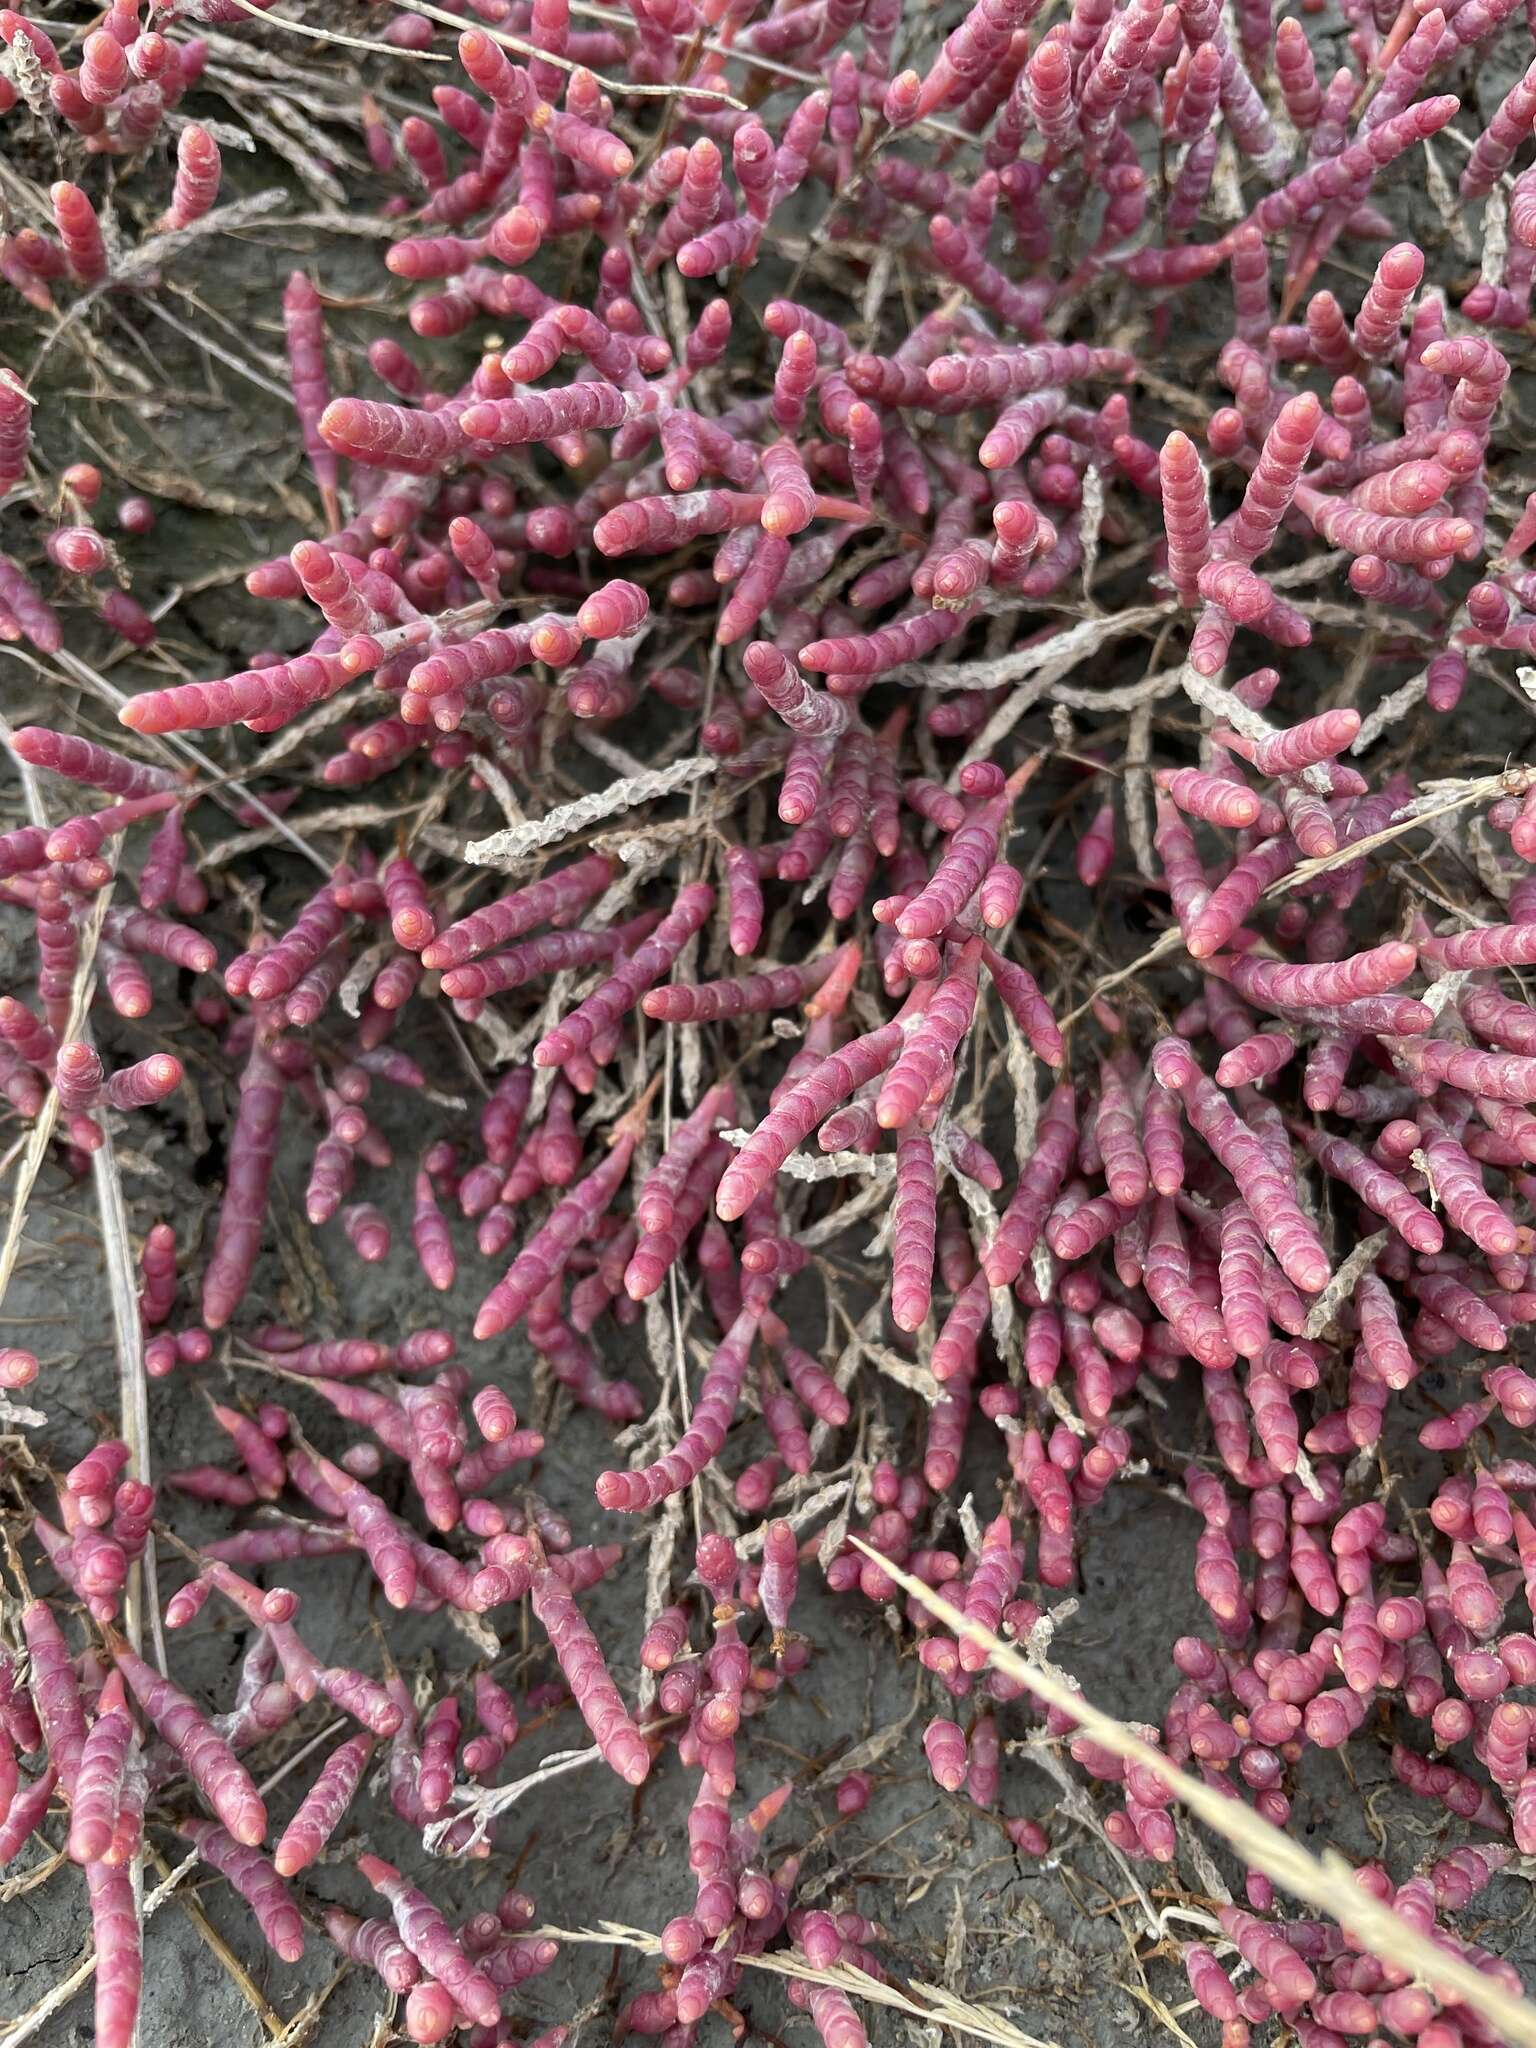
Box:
[534,1919,1069,2048]
[852,1543,1536,2048]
